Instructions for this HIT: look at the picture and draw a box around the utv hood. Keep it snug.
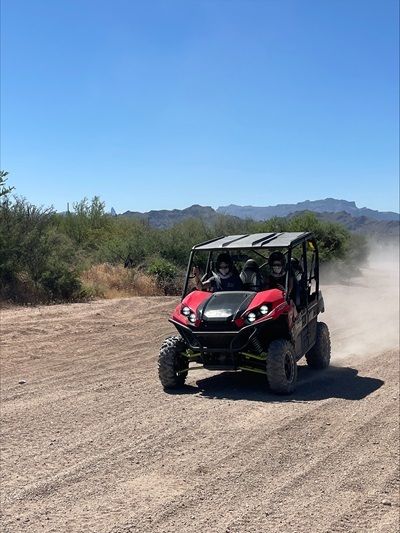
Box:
[199,291,255,323]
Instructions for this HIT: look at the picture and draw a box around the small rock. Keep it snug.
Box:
[326,422,331,426]
[381,500,392,506]
[18,380,27,385]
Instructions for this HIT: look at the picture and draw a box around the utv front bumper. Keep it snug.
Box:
[169,318,260,355]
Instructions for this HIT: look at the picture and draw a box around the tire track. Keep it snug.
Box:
[1,298,398,533]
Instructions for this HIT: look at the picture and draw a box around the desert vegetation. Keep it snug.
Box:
[0,172,368,304]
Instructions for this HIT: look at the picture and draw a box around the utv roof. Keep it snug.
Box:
[192,232,312,250]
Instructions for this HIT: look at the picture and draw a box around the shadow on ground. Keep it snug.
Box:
[173,365,384,402]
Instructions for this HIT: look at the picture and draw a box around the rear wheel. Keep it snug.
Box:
[158,336,189,389]
[306,322,331,369]
[266,339,297,394]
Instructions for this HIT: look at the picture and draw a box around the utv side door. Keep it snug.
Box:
[304,238,320,352]
[292,238,319,358]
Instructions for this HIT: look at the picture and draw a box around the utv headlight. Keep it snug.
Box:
[260,305,269,315]
[247,312,256,323]
[189,313,196,323]
[181,306,191,316]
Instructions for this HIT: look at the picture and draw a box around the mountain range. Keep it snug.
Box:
[216,199,398,222]
[119,198,399,236]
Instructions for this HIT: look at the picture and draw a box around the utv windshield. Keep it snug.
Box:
[183,247,291,297]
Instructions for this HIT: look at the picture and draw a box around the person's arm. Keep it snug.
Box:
[272,276,286,291]
[263,275,271,290]
[277,275,293,294]
[236,273,244,290]
[192,266,212,290]
[288,275,294,294]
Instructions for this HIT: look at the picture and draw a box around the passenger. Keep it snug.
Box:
[193,253,243,292]
[240,259,264,292]
[265,251,292,293]
[290,257,306,308]
[290,257,303,283]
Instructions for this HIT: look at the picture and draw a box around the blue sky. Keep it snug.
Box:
[1,0,399,213]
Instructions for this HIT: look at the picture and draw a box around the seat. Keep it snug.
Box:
[240,260,263,292]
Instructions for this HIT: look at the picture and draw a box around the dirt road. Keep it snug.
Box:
[1,291,399,532]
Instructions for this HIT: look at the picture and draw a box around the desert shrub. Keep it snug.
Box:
[256,212,353,263]
[40,267,85,301]
[0,197,84,303]
[0,171,14,198]
[1,273,46,305]
[156,216,255,268]
[55,196,112,253]
[94,217,159,266]
[80,263,162,298]
[81,263,135,297]
[0,198,52,281]
[147,257,180,295]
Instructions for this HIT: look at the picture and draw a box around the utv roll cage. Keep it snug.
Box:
[182,232,319,301]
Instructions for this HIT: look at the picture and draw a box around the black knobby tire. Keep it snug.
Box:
[266,339,297,395]
[158,336,188,389]
[305,321,331,369]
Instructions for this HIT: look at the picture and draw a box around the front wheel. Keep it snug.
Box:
[266,339,297,395]
[306,322,331,369]
[158,336,188,389]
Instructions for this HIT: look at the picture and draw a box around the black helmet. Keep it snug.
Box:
[268,251,286,267]
[216,253,232,268]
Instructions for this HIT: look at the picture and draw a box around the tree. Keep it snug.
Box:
[0,171,14,199]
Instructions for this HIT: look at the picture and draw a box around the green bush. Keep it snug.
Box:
[256,212,353,263]
[0,197,84,303]
[147,257,179,295]
[39,266,84,301]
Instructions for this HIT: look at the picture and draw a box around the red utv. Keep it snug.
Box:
[158,232,331,395]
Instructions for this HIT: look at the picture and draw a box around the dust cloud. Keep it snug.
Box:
[321,242,399,360]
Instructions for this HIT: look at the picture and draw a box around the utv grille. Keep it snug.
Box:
[199,321,238,332]
[170,319,259,355]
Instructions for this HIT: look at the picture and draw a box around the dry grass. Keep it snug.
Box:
[80,264,163,298]
[0,272,48,306]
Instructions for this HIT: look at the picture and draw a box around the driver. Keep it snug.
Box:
[193,253,243,292]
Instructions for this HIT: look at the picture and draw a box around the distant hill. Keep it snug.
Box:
[289,211,399,237]
[118,200,399,236]
[120,204,225,229]
[217,199,399,222]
